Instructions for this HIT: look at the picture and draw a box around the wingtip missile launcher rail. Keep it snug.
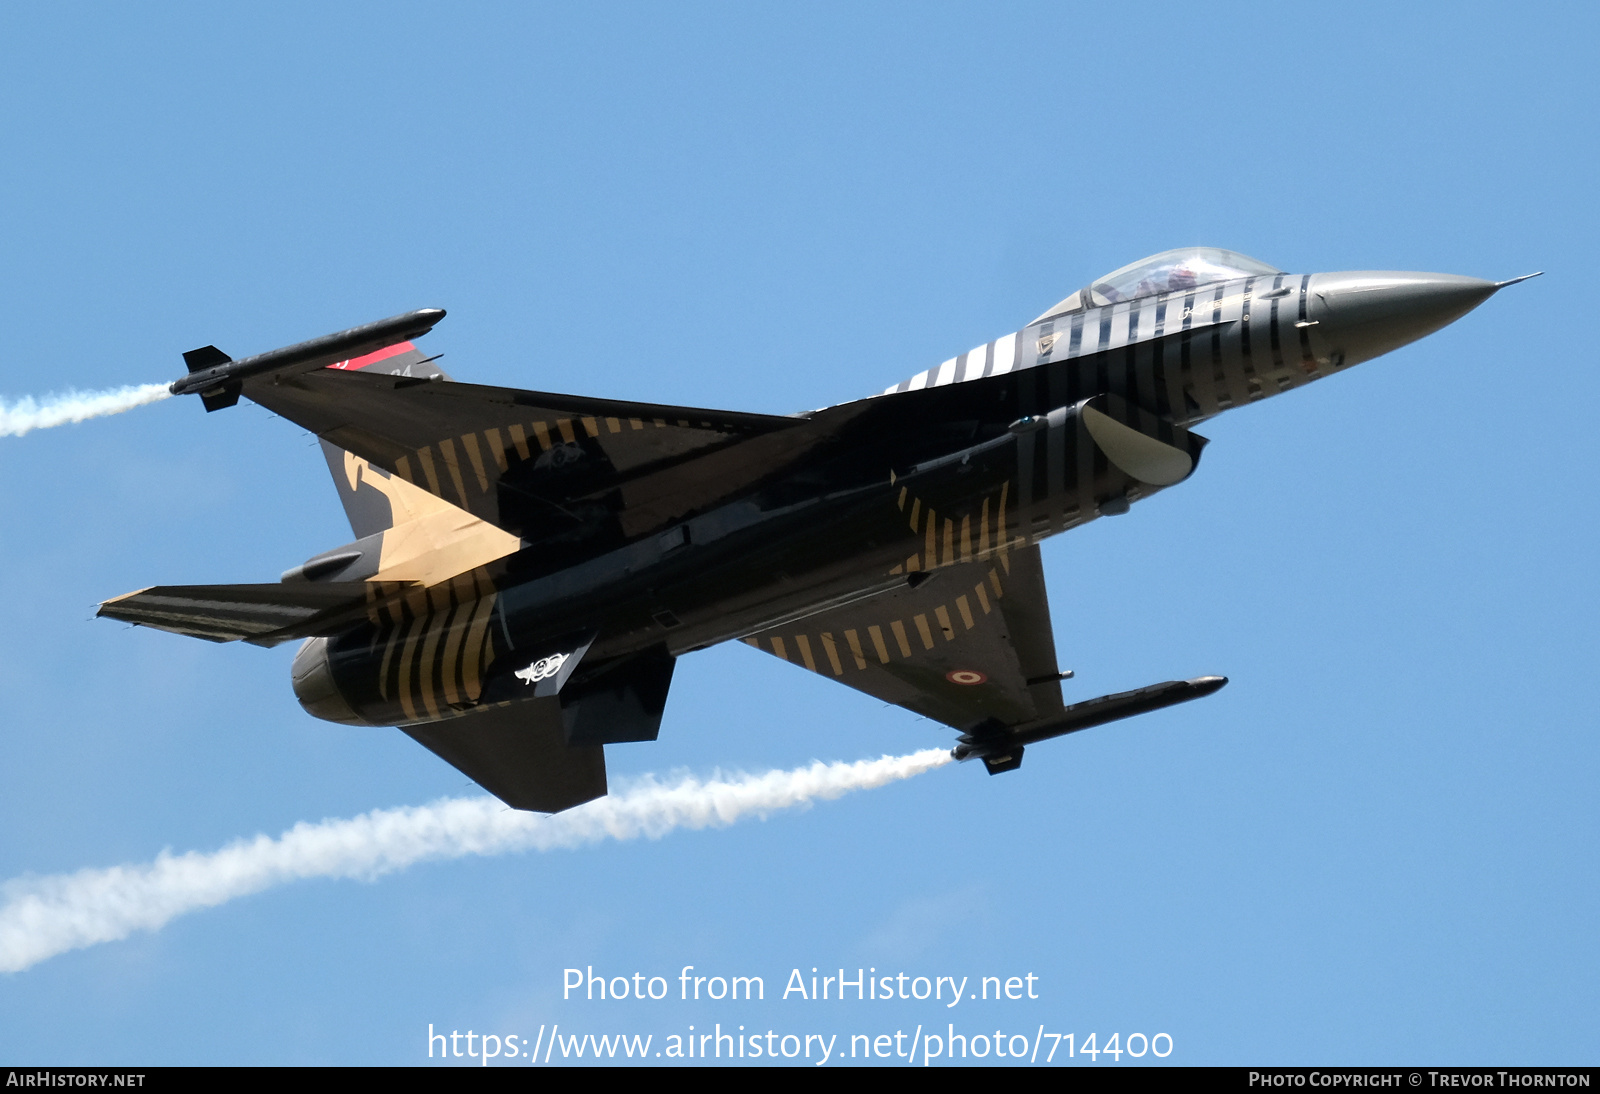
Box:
[952,675,1229,774]
[169,308,447,412]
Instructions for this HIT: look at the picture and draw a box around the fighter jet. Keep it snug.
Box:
[100,248,1536,812]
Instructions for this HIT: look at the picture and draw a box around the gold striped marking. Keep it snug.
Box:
[819,633,844,676]
[943,519,954,568]
[771,636,789,661]
[924,509,938,566]
[794,634,817,672]
[742,636,759,647]
[934,605,955,641]
[437,439,470,505]
[654,418,668,427]
[606,416,622,433]
[906,554,920,572]
[484,428,510,472]
[439,603,467,707]
[959,516,972,563]
[533,421,553,451]
[460,434,490,492]
[844,629,868,670]
[999,550,1012,576]
[396,616,424,724]
[955,595,975,630]
[629,417,644,431]
[582,417,600,438]
[908,497,921,532]
[395,455,414,483]
[379,591,402,627]
[377,623,401,700]
[974,581,991,614]
[989,568,1004,598]
[914,613,935,650]
[889,620,912,658]
[427,582,453,613]
[508,424,531,461]
[403,586,429,618]
[897,486,908,511]
[418,615,445,720]
[417,447,444,498]
[979,498,991,557]
[867,625,891,664]
[889,564,903,575]
[387,593,412,627]
[557,419,576,444]
[461,596,495,702]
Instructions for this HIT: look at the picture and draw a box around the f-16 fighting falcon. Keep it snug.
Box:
[101,248,1537,812]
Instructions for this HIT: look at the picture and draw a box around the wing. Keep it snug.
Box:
[742,544,1066,733]
[241,368,830,540]
[402,699,606,813]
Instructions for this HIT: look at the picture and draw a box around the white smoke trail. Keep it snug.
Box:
[0,383,171,437]
[0,749,951,974]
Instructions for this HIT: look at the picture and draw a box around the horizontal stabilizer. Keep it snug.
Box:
[97,582,376,645]
[402,699,607,813]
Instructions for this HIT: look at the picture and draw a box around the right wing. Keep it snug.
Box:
[743,544,1067,733]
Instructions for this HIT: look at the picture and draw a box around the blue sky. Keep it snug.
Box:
[0,2,1594,1066]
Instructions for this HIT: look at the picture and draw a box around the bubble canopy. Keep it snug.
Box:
[1033,247,1283,323]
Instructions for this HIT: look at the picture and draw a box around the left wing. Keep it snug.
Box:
[242,368,823,539]
[742,544,1066,733]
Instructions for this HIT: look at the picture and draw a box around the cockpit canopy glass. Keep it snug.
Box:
[1032,247,1283,323]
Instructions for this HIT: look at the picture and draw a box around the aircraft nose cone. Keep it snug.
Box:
[1307,271,1500,367]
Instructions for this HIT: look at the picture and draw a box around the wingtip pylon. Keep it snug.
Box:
[170,308,449,409]
[953,674,1228,769]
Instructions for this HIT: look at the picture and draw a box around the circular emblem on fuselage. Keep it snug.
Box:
[946,669,987,686]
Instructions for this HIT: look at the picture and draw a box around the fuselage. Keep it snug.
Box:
[295,264,1504,728]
